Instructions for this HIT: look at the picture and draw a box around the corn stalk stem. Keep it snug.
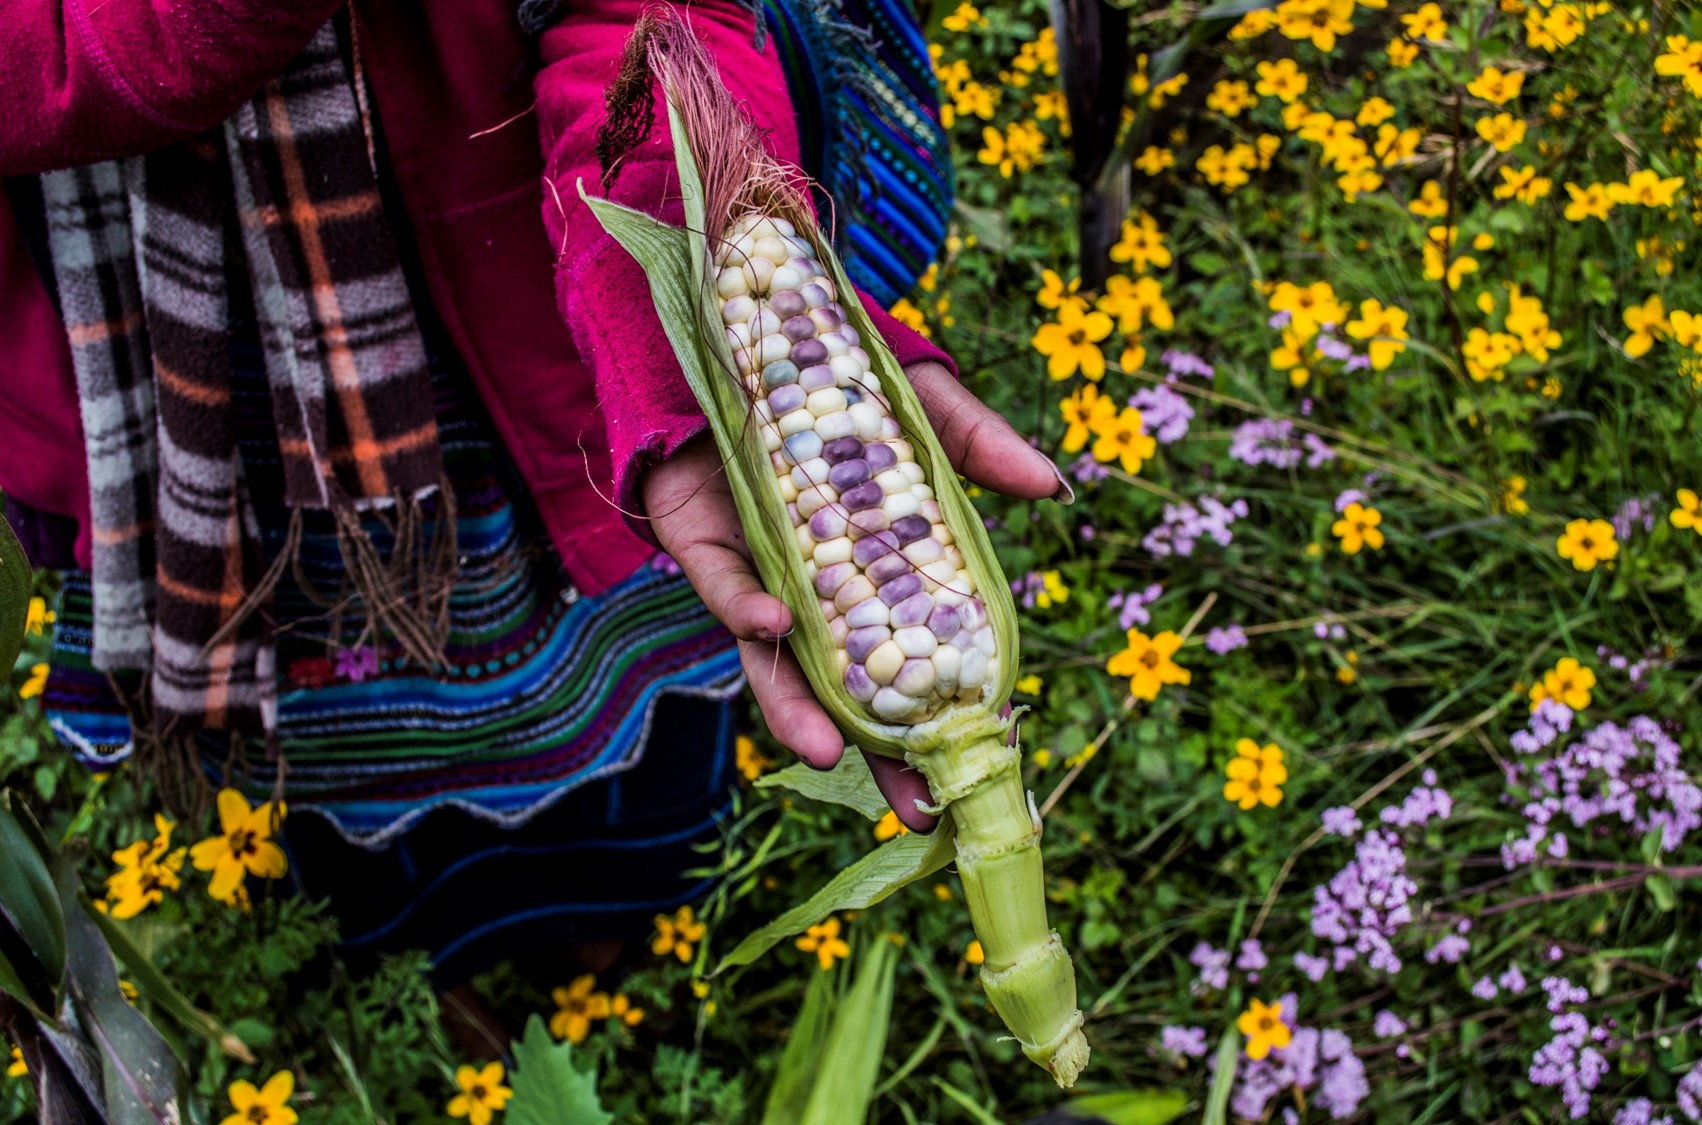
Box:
[909,732,1088,1087]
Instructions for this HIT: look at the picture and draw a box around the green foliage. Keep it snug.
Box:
[507,1015,613,1125]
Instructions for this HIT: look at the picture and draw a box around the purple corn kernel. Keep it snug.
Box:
[792,339,828,366]
[846,625,891,663]
[960,599,987,631]
[847,510,890,539]
[852,531,899,566]
[927,604,961,639]
[783,431,823,465]
[894,658,937,696]
[829,616,849,646]
[798,364,836,392]
[864,443,898,473]
[866,551,914,585]
[891,590,934,628]
[846,599,888,628]
[903,537,944,565]
[844,663,877,703]
[843,388,862,404]
[809,306,843,333]
[841,480,884,511]
[782,316,817,342]
[878,573,923,606]
[809,505,849,541]
[769,290,807,318]
[768,384,806,415]
[828,458,871,491]
[891,514,931,545]
[821,436,865,465]
[800,282,829,308]
[814,562,856,597]
[841,324,860,346]
[761,359,799,388]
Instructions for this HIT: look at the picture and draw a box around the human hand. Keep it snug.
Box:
[641,361,1068,830]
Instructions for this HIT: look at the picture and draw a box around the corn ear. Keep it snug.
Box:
[579,8,1087,1086]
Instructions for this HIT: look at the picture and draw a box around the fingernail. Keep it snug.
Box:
[1047,459,1076,506]
[755,625,795,643]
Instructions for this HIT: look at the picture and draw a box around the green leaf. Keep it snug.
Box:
[757,754,889,821]
[507,1014,613,1125]
[1201,1025,1240,1125]
[88,901,256,1063]
[714,819,958,973]
[761,960,838,1125]
[1646,873,1676,912]
[0,792,67,1005]
[801,937,898,1125]
[0,513,31,677]
[1056,1089,1190,1124]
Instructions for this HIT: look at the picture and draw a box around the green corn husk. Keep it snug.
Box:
[579,8,1087,1087]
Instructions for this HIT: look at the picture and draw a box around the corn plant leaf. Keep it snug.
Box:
[506,1014,613,1125]
[0,791,67,1006]
[801,935,898,1125]
[760,954,837,1124]
[1046,1089,1190,1124]
[0,512,31,677]
[756,754,888,821]
[87,900,255,1063]
[1201,1025,1240,1125]
[714,818,957,974]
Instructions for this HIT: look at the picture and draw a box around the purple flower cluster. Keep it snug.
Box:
[1143,496,1249,558]
[1503,701,1700,867]
[1189,941,1231,993]
[1236,938,1269,973]
[1380,769,1454,827]
[1294,951,1329,981]
[1310,827,1418,973]
[1611,493,1663,540]
[1228,1002,1369,1122]
[1529,976,1610,1119]
[1158,1025,1210,1058]
[1068,453,1111,484]
[1333,488,1368,512]
[1321,805,1361,837]
[1229,418,1338,469]
[1678,1066,1702,1119]
[1206,623,1249,654]
[1131,385,1194,443]
[1426,932,1470,964]
[1598,642,1665,692]
[1109,583,1164,630]
[1314,620,1348,641]
[1615,1099,1676,1125]
[1162,348,1215,379]
[1373,1010,1408,1038]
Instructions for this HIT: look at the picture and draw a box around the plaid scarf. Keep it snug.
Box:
[41,22,451,738]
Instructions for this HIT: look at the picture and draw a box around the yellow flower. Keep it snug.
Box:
[105,814,187,921]
[1344,298,1410,370]
[1223,739,1287,810]
[610,992,644,1027]
[1277,0,1355,52]
[1526,4,1586,51]
[1673,311,1702,352]
[1409,180,1448,218]
[1541,375,1562,399]
[1206,79,1257,117]
[1097,275,1174,334]
[1014,674,1044,695]
[1106,629,1190,702]
[18,662,48,701]
[1337,167,1383,200]
[1269,328,1316,388]
[1387,38,1419,66]
[1355,96,1395,126]
[1505,286,1561,361]
[735,734,774,782]
[1060,383,1116,454]
[1135,145,1175,176]
[1655,35,1702,97]
[1109,212,1172,272]
[7,1045,25,1078]
[1035,570,1069,609]
[1196,145,1252,191]
[1254,134,1281,170]
[1467,65,1526,104]
[1037,269,1082,311]
[873,810,909,842]
[796,915,851,971]
[1400,2,1447,41]
[220,1071,298,1125]
[1555,518,1618,571]
[1238,998,1293,1060]
[1033,302,1113,381]
[1421,227,1477,291]
[1499,475,1530,516]
[1623,295,1670,358]
[1606,170,1684,209]
[1032,89,1069,134]
[1463,328,1520,382]
[447,1063,512,1125]
[1089,407,1157,474]
[1268,280,1348,338]
[25,596,55,635]
[1230,8,1278,38]
[1528,657,1596,710]
[1493,165,1552,203]
[189,789,287,905]
[1562,182,1614,221]
[549,975,612,1044]
[1332,502,1386,554]
[965,939,985,965]
[1475,113,1527,152]
[652,905,706,963]
[1120,341,1147,373]
[977,122,1045,177]
[1670,488,1702,534]
[1147,73,1189,109]
[941,2,985,32]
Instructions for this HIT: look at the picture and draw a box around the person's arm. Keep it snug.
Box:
[0,0,341,174]
[533,0,1064,821]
